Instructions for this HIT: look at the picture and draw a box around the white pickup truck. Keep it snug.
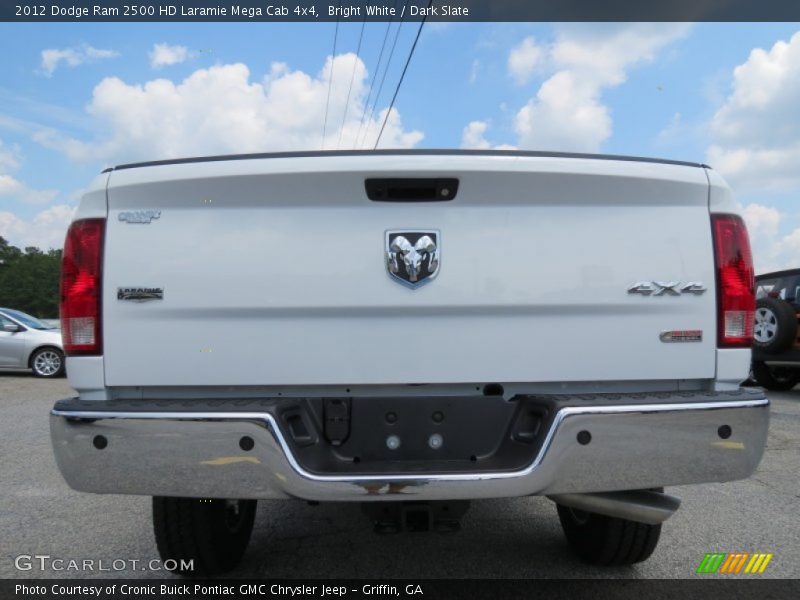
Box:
[50,150,769,574]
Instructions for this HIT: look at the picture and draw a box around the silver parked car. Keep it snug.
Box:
[0,308,65,378]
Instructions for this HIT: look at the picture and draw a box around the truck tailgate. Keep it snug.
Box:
[102,154,716,386]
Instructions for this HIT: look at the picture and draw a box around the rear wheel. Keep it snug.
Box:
[30,347,65,378]
[752,362,800,391]
[556,503,662,565]
[153,497,257,575]
[753,297,797,354]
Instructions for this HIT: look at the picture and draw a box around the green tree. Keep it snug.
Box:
[0,236,62,317]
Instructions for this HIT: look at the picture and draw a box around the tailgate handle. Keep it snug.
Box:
[365,178,458,202]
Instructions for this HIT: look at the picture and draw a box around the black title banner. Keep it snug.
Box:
[5,579,800,600]
[4,0,800,22]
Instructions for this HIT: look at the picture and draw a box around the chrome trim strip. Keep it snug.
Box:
[51,397,768,485]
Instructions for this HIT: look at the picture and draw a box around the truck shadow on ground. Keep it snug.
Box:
[239,497,640,579]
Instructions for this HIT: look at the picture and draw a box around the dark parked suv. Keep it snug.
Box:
[752,269,800,390]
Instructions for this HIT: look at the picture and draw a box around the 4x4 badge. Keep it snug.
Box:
[628,281,706,296]
[386,230,440,288]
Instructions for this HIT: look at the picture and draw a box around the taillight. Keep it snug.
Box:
[60,218,105,355]
[711,214,754,347]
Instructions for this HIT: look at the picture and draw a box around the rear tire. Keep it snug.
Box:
[752,362,800,391]
[153,497,257,575]
[556,503,662,566]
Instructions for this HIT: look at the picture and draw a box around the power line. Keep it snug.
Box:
[321,3,341,150]
[373,0,432,149]
[337,19,367,149]
[357,0,409,149]
[354,0,397,146]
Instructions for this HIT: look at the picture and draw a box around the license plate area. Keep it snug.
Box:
[280,395,556,475]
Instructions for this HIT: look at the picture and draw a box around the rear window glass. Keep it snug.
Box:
[756,282,777,299]
[756,275,800,301]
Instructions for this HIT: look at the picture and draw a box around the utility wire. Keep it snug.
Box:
[354,0,397,146]
[357,0,409,149]
[321,3,341,150]
[337,19,367,149]
[373,0,431,149]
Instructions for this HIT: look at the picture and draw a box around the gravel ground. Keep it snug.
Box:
[1,372,797,579]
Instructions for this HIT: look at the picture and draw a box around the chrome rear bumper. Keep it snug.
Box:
[50,390,769,501]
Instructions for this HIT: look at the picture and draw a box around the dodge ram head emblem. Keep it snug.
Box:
[385,230,440,288]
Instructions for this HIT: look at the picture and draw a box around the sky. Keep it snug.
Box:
[0,21,799,273]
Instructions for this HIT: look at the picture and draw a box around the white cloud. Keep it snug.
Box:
[547,24,687,86]
[0,204,75,250]
[742,203,781,240]
[461,121,491,149]
[471,24,689,153]
[774,228,800,268]
[40,44,118,77]
[469,59,480,84]
[149,43,189,68]
[0,138,71,248]
[460,120,516,150]
[0,175,58,205]
[0,174,19,195]
[740,203,800,273]
[0,139,22,171]
[34,55,423,164]
[512,24,690,152]
[656,112,683,143]
[0,138,58,205]
[514,70,611,152]
[707,31,800,191]
[508,36,543,85]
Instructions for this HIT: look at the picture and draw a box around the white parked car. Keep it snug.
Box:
[49,150,768,574]
[0,308,64,377]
